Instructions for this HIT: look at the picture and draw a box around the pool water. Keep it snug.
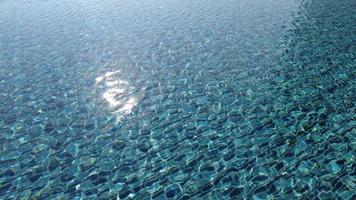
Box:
[0,0,355,199]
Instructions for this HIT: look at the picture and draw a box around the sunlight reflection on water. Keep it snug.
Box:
[95,70,142,121]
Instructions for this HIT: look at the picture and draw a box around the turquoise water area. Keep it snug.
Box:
[0,0,355,199]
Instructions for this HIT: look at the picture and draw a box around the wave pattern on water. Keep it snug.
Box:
[0,0,355,199]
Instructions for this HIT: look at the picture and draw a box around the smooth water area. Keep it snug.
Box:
[0,0,355,199]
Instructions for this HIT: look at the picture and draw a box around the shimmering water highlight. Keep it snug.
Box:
[0,0,355,199]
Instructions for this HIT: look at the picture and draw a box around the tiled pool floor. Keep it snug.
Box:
[0,0,355,199]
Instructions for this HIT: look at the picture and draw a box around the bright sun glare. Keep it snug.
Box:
[95,70,140,121]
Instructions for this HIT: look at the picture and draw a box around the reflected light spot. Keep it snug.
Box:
[102,88,125,107]
[118,97,137,114]
[95,70,142,121]
[106,80,128,87]
[105,70,120,78]
[95,76,104,84]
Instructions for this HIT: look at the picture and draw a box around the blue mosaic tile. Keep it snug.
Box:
[0,0,355,199]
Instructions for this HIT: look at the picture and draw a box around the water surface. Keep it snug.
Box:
[0,0,355,199]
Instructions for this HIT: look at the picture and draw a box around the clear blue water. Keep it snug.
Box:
[0,0,355,199]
